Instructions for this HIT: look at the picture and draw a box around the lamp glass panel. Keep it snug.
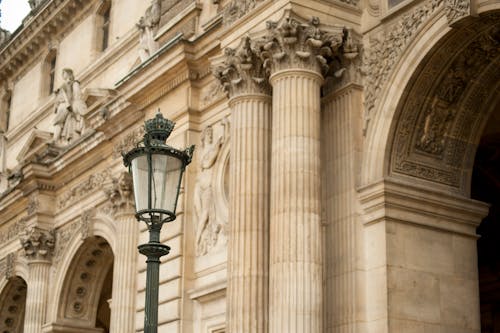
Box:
[130,155,149,212]
[151,154,183,213]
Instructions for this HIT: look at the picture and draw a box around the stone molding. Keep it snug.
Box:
[223,0,268,27]
[19,227,55,261]
[112,126,145,159]
[0,218,27,245]
[358,178,489,236]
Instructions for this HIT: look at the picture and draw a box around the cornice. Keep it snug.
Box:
[0,0,91,81]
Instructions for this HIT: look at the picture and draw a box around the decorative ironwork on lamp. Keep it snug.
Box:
[122,111,194,333]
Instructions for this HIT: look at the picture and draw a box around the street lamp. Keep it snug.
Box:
[122,111,194,333]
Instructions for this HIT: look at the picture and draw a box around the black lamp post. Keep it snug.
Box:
[122,111,194,333]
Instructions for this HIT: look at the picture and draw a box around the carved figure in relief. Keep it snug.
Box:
[53,68,86,144]
[194,122,226,255]
[137,0,161,62]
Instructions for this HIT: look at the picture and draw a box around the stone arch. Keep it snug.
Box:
[362,5,500,191]
[52,235,114,332]
[46,213,117,326]
[0,276,27,333]
[385,11,500,195]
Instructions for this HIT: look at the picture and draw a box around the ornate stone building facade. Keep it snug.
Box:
[0,0,498,332]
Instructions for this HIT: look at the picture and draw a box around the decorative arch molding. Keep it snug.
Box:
[362,7,500,191]
[388,11,500,194]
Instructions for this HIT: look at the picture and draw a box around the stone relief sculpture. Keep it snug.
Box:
[137,0,161,62]
[53,68,87,145]
[194,120,229,256]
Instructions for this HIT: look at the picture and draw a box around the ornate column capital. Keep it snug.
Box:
[104,171,135,216]
[254,14,358,78]
[213,36,272,99]
[19,227,55,262]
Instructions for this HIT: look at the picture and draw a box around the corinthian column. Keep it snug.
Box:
[254,14,351,332]
[105,172,138,333]
[20,226,55,333]
[213,36,272,333]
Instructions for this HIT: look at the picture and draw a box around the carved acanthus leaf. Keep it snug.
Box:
[255,15,357,77]
[212,36,271,98]
[19,227,55,261]
[223,0,266,26]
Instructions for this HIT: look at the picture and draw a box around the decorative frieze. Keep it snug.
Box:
[0,219,27,245]
[57,169,112,209]
[19,227,55,261]
[53,211,95,263]
[223,0,267,26]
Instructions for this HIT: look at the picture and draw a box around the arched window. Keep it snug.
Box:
[41,49,58,97]
[95,1,112,53]
[101,5,111,51]
[48,54,57,94]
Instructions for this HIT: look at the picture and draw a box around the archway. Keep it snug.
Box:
[56,236,114,332]
[360,8,500,332]
[0,277,27,333]
[471,99,500,332]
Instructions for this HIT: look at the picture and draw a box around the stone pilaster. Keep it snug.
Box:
[19,227,55,333]
[322,86,363,332]
[104,172,138,333]
[214,36,272,333]
[254,13,354,333]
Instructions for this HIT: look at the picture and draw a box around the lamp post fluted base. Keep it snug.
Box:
[139,241,170,333]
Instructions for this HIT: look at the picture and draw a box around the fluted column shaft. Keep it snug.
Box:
[110,209,139,333]
[227,94,271,333]
[24,260,50,333]
[269,69,323,333]
[322,87,363,332]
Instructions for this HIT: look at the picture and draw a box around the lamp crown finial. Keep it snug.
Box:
[144,111,175,143]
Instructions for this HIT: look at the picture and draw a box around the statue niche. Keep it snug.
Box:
[52,68,87,145]
[194,119,229,256]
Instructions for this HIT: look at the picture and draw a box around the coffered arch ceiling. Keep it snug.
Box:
[388,11,500,195]
[0,277,27,333]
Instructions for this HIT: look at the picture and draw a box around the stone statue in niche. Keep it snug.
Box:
[194,120,228,256]
[53,68,87,145]
[137,0,161,62]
